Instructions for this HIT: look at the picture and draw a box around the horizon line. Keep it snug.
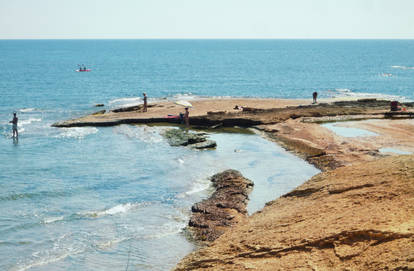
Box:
[1,37,414,41]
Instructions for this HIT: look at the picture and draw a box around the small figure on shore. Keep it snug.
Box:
[312,91,318,104]
[9,112,18,138]
[143,93,147,112]
[184,107,190,127]
[390,101,400,111]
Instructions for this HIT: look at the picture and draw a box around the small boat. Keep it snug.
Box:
[76,69,91,72]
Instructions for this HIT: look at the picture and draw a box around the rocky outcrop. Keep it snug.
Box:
[52,98,406,128]
[162,129,217,149]
[174,155,414,270]
[188,170,253,242]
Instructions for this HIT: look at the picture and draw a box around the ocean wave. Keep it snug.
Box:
[15,252,73,271]
[327,88,410,102]
[19,118,42,126]
[55,127,98,139]
[176,178,211,198]
[144,219,188,239]
[79,202,142,218]
[391,65,414,70]
[19,108,38,113]
[108,97,141,106]
[42,216,64,224]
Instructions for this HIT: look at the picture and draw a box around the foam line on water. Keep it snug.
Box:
[55,127,98,139]
[392,65,414,70]
[19,108,38,113]
[79,202,143,218]
[327,88,410,102]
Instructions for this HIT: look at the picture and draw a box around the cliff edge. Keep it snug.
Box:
[174,155,414,270]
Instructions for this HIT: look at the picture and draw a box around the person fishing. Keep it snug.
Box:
[9,112,18,138]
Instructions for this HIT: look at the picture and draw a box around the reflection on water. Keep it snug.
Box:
[379,147,412,155]
[322,122,378,137]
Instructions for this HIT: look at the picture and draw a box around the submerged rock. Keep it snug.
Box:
[162,128,217,149]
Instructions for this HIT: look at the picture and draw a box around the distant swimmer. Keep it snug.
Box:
[143,93,148,112]
[9,112,18,138]
[312,91,318,104]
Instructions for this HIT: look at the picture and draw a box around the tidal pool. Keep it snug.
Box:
[322,122,378,137]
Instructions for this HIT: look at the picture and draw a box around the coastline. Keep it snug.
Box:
[53,97,414,269]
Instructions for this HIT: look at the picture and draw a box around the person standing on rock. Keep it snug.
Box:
[143,93,148,112]
[9,112,18,138]
[184,107,190,127]
[312,91,318,104]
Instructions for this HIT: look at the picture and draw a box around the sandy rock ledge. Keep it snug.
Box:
[175,155,414,271]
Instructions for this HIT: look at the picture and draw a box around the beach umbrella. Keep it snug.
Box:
[175,100,193,108]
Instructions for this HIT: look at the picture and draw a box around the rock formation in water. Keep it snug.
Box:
[188,170,254,242]
[162,128,217,149]
[175,155,414,270]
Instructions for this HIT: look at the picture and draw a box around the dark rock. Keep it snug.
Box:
[91,110,106,115]
[191,140,217,149]
[95,104,104,107]
[111,104,157,113]
[187,169,254,242]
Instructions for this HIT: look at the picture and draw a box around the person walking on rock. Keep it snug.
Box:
[9,112,18,138]
[143,93,148,112]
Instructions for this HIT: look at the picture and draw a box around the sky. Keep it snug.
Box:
[0,0,413,39]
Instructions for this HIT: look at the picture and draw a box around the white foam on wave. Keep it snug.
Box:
[81,202,142,218]
[392,65,414,70]
[42,216,64,224]
[19,118,42,126]
[114,125,164,143]
[108,97,141,106]
[144,215,188,239]
[55,127,98,139]
[328,88,410,102]
[176,177,211,198]
[19,108,38,113]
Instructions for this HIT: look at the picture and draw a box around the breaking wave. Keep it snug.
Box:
[79,202,142,218]
[327,88,410,102]
[391,65,414,70]
[55,127,98,139]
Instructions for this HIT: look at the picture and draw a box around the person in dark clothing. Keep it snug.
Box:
[9,112,18,138]
[312,91,318,104]
[143,93,148,112]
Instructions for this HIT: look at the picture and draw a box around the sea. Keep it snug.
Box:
[0,39,413,271]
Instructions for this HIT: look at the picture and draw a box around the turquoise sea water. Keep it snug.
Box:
[1,40,414,270]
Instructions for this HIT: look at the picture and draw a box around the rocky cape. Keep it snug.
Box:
[175,155,414,270]
[51,98,414,269]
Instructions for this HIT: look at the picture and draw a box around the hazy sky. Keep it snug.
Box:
[1,0,413,39]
